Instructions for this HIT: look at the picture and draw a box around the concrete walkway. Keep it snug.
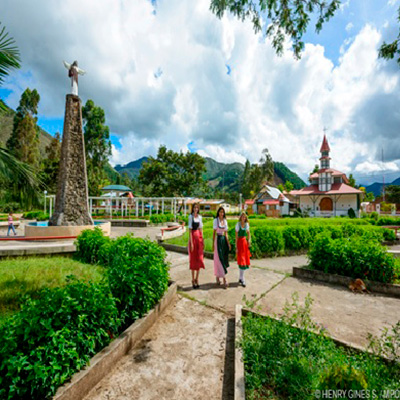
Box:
[84,297,233,400]
[168,251,400,348]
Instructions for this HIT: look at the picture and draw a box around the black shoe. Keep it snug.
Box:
[195,284,200,289]
[242,282,246,287]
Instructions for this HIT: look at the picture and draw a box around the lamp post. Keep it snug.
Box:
[239,193,242,212]
[44,190,48,214]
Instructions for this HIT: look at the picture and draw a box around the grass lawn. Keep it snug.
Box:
[0,257,105,325]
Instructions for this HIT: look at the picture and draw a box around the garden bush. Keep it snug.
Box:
[253,227,284,256]
[75,227,112,265]
[107,235,169,327]
[0,203,21,213]
[149,213,175,224]
[22,211,49,220]
[308,232,400,283]
[348,207,356,218]
[0,279,121,399]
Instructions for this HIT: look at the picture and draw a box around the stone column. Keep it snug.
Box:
[49,94,93,226]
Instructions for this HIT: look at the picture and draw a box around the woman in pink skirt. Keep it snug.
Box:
[212,206,231,288]
[188,203,205,289]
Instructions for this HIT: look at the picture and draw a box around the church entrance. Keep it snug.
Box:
[320,197,333,211]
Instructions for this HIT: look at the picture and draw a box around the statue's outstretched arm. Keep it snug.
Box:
[63,60,71,69]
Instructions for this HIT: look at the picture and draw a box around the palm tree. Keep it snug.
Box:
[0,23,42,207]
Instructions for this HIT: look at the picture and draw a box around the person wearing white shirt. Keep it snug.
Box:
[212,206,231,288]
[235,212,251,287]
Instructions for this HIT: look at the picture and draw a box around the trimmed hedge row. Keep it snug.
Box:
[229,223,396,258]
[308,232,400,283]
[0,229,169,399]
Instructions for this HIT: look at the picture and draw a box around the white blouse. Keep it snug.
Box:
[213,218,229,230]
[235,222,249,232]
[188,214,203,229]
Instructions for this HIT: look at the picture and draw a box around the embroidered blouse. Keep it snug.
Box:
[188,214,203,230]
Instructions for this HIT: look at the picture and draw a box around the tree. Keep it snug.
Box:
[386,185,400,204]
[277,183,285,192]
[312,164,319,173]
[41,132,61,193]
[210,0,340,59]
[284,181,294,192]
[259,148,274,184]
[348,173,356,188]
[0,147,41,208]
[379,6,400,67]
[6,88,40,168]
[0,25,41,207]
[82,100,112,196]
[139,145,206,197]
[0,23,20,111]
[241,159,252,198]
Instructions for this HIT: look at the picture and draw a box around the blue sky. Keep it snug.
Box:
[1,0,400,185]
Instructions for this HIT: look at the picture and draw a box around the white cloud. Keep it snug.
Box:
[1,0,400,180]
[345,22,354,32]
[388,0,399,6]
[355,161,400,173]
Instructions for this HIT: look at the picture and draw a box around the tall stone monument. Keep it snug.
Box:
[49,62,93,226]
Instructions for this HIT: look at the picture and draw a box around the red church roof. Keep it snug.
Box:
[320,135,330,152]
[291,183,362,196]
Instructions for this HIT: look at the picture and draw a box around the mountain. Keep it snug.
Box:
[364,177,400,197]
[274,162,306,189]
[0,100,54,157]
[114,156,149,178]
[203,157,245,191]
[115,155,306,192]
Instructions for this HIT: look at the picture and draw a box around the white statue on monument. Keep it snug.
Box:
[63,60,86,96]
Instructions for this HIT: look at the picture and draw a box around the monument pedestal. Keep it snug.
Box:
[49,94,93,226]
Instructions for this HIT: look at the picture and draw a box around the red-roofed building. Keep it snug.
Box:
[290,136,363,217]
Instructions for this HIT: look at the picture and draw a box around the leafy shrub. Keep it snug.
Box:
[149,213,175,224]
[348,207,356,219]
[0,202,21,213]
[375,216,400,226]
[0,279,121,399]
[75,228,112,265]
[253,227,284,256]
[370,211,379,221]
[107,235,169,326]
[319,364,368,390]
[22,211,49,220]
[308,232,399,283]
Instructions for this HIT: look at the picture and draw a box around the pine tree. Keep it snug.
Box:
[7,88,40,168]
[82,100,112,196]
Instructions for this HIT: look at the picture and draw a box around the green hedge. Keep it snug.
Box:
[308,232,400,283]
[0,230,169,399]
[23,211,49,221]
[107,235,169,327]
[149,213,175,224]
[232,223,396,258]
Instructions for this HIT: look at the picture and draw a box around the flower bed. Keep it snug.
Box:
[0,229,169,399]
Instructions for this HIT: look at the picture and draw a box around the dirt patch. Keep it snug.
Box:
[84,296,232,400]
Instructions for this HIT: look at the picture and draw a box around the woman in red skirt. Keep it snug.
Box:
[235,212,251,287]
[188,203,205,289]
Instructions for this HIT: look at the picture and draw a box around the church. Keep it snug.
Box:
[290,136,363,217]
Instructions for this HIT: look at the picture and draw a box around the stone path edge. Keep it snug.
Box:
[293,267,400,299]
[53,282,178,400]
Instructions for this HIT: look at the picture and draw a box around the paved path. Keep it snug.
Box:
[84,297,233,400]
[168,251,400,348]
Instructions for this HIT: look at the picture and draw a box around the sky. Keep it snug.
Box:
[1,0,399,185]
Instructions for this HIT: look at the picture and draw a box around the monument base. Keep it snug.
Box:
[25,222,111,238]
